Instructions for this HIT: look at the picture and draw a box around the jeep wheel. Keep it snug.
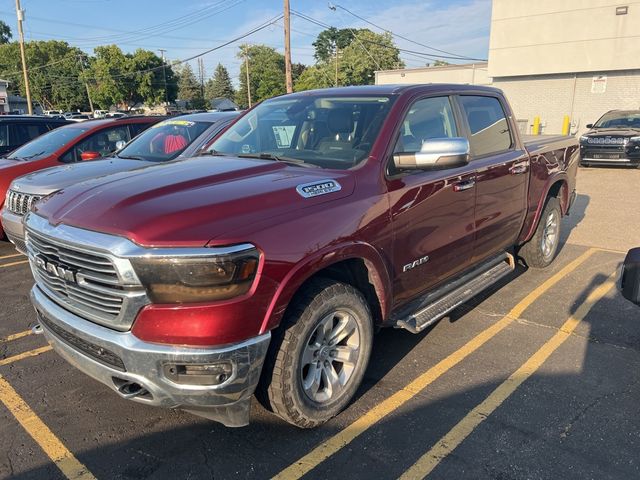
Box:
[519,197,561,269]
[258,278,373,428]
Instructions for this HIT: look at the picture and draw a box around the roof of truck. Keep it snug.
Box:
[281,83,504,97]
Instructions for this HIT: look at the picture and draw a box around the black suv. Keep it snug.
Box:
[0,115,70,156]
[579,110,640,167]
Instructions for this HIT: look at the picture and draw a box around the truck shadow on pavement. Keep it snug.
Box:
[560,193,589,249]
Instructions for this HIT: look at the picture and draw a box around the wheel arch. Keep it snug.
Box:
[521,174,569,244]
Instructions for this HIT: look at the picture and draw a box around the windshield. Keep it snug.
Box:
[208,95,394,170]
[117,119,211,162]
[594,112,640,129]
[7,126,90,160]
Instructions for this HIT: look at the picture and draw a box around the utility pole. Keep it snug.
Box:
[244,49,252,108]
[15,0,32,114]
[335,46,339,87]
[283,0,293,93]
[78,55,94,113]
[198,58,205,101]
[158,49,168,106]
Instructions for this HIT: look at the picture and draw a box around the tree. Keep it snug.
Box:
[204,63,234,102]
[177,63,205,109]
[235,44,285,108]
[0,21,11,44]
[312,27,359,62]
[294,63,334,92]
[130,48,177,106]
[433,60,450,67]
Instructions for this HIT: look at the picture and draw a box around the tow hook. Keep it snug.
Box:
[31,324,43,335]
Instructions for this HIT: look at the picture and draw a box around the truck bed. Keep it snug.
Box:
[522,134,577,155]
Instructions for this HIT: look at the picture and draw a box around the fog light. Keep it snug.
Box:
[163,362,233,386]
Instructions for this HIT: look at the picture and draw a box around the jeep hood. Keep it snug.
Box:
[34,156,355,247]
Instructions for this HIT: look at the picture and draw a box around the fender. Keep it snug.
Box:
[259,241,393,334]
[519,172,568,244]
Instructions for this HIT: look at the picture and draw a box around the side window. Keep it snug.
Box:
[0,125,8,147]
[393,96,457,154]
[61,126,130,163]
[458,96,512,157]
[128,123,149,138]
[8,123,48,147]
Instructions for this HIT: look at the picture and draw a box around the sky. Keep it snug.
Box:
[1,0,492,85]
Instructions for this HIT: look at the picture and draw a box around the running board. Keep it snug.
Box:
[393,252,515,334]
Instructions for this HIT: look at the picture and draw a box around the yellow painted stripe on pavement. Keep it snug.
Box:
[1,329,32,343]
[0,260,29,268]
[0,374,96,479]
[0,253,22,260]
[274,248,597,479]
[399,273,616,480]
[0,346,52,367]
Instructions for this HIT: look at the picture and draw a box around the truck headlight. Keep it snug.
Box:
[579,135,589,143]
[131,246,259,303]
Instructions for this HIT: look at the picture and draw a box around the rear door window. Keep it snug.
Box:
[458,96,512,157]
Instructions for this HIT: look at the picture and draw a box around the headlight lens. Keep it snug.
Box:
[629,136,640,143]
[579,135,589,143]
[131,246,260,304]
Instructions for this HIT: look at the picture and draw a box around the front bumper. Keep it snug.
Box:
[580,156,640,166]
[1,209,26,253]
[31,285,270,427]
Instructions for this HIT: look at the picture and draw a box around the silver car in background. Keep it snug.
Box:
[2,111,240,253]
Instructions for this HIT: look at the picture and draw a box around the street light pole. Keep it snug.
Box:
[15,0,32,114]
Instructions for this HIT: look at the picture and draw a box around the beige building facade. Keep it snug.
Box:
[375,1,640,135]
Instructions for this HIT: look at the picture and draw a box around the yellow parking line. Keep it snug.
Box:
[0,260,29,268]
[1,329,32,343]
[0,374,96,479]
[399,273,616,479]
[274,248,598,479]
[0,253,22,260]
[0,346,52,367]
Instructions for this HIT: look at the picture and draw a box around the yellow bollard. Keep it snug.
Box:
[532,116,541,135]
[562,115,570,135]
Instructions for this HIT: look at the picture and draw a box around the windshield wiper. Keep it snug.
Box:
[116,154,147,161]
[237,152,318,168]
[11,150,46,161]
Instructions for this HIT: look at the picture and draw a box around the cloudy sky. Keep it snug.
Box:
[1,0,492,84]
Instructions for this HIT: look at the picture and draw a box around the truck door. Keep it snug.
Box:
[455,95,529,264]
[386,96,477,305]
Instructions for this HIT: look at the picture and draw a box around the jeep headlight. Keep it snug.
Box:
[629,136,640,143]
[131,245,259,303]
[579,135,589,143]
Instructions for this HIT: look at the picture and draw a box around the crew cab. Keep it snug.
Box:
[579,110,640,167]
[0,116,164,240]
[24,85,579,428]
[2,112,239,253]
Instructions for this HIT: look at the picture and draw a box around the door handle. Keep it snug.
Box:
[453,178,476,192]
[509,162,529,175]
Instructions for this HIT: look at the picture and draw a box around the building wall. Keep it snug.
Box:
[494,69,640,134]
[375,63,491,86]
[489,0,640,77]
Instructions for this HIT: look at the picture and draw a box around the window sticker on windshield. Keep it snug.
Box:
[272,125,296,148]
[154,120,196,128]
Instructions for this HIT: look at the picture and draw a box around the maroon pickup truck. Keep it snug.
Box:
[23,84,578,428]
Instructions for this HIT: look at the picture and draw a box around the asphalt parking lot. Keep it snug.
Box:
[1,167,639,480]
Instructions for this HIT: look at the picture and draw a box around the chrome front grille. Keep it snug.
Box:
[6,190,42,216]
[25,222,149,331]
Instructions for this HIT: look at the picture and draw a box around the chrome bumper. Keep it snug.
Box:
[31,286,270,427]
[1,209,26,254]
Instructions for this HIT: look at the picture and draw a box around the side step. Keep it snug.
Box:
[394,252,515,334]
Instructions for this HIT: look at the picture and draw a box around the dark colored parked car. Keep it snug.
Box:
[579,110,640,167]
[0,116,164,238]
[0,115,70,156]
[23,84,578,427]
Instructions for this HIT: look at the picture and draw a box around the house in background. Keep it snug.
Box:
[0,79,9,113]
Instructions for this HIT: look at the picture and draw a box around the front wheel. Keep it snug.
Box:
[258,278,373,428]
[519,197,562,269]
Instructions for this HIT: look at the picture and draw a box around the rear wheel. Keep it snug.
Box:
[258,278,373,428]
[519,197,561,269]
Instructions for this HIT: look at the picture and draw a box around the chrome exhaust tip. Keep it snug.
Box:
[31,324,44,335]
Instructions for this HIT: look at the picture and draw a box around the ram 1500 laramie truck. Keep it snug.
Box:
[23,84,579,428]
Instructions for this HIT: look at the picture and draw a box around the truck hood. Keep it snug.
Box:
[584,127,640,137]
[11,157,152,195]
[34,156,356,247]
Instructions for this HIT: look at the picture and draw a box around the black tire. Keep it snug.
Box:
[519,197,562,269]
[257,278,373,428]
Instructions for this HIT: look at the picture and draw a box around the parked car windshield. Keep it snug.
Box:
[6,126,90,161]
[117,119,211,162]
[593,111,640,129]
[207,94,395,169]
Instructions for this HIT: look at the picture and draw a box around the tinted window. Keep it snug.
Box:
[594,112,640,128]
[394,96,457,154]
[7,126,90,161]
[459,96,512,157]
[128,122,152,138]
[0,124,8,148]
[8,123,48,147]
[61,126,130,163]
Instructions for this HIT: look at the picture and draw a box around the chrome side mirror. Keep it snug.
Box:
[394,137,470,170]
[620,248,640,306]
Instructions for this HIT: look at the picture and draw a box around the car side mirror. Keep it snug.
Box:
[394,137,470,170]
[80,151,101,161]
[586,123,593,129]
[620,248,640,306]
[115,140,127,151]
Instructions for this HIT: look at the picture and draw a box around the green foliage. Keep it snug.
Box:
[205,63,234,102]
[236,44,285,108]
[177,63,205,109]
[0,21,11,44]
[312,27,358,62]
[433,60,450,67]
[294,63,334,92]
